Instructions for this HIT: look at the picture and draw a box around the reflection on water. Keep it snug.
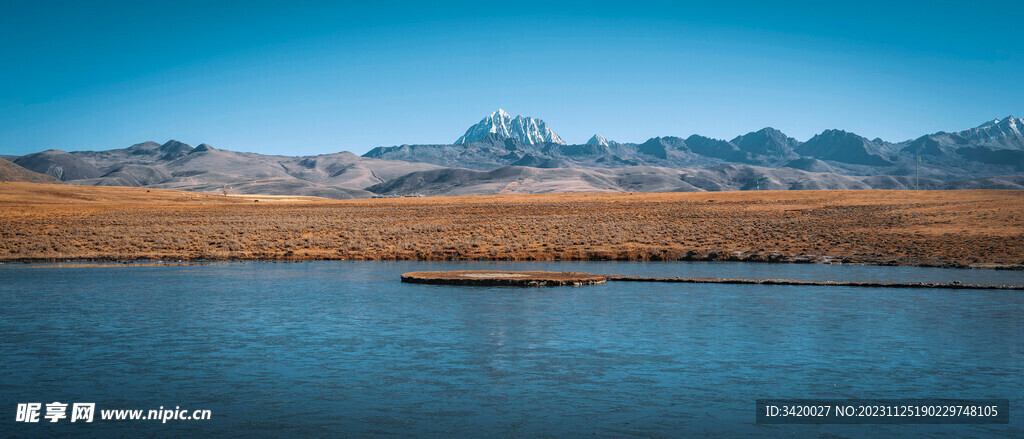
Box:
[1,261,1022,437]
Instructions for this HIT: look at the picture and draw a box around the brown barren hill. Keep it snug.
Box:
[0,182,1022,269]
[0,159,62,183]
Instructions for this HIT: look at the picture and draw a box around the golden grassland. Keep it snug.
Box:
[1,181,1022,268]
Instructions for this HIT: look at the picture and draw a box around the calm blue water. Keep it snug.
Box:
[1,261,1022,438]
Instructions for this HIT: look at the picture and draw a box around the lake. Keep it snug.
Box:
[1,261,1022,437]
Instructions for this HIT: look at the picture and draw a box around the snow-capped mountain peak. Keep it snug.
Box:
[587,134,609,146]
[974,115,1022,129]
[454,109,566,145]
[959,115,1023,149]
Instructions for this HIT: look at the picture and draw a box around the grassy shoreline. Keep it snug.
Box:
[1,182,1022,270]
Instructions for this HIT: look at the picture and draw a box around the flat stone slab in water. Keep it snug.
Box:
[401,271,608,287]
[402,271,1024,290]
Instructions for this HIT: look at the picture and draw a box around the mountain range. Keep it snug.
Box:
[3,110,1023,197]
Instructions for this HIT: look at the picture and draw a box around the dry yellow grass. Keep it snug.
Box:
[1,181,1022,268]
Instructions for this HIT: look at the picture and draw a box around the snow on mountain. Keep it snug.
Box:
[587,134,609,146]
[955,115,1024,150]
[454,109,566,145]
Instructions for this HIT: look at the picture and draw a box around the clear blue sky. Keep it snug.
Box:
[1,0,1021,156]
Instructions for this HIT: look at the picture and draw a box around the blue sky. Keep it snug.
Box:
[1,1,1021,156]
